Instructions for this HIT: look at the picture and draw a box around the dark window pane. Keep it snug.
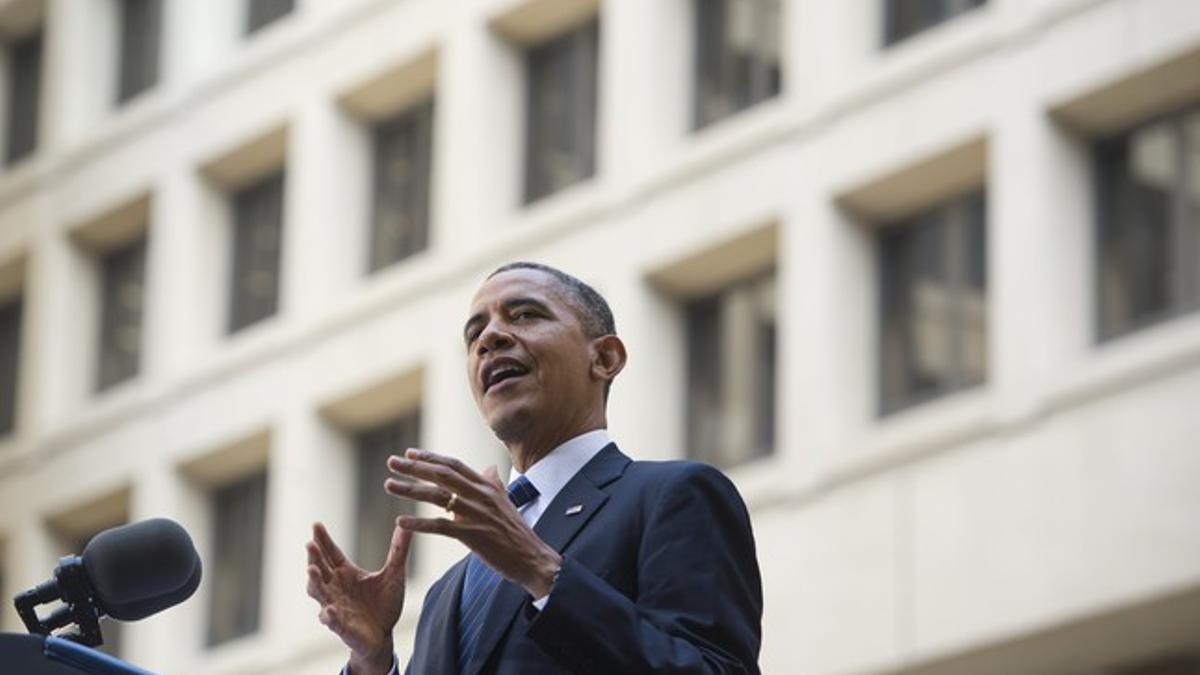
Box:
[879,191,988,414]
[685,273,777,468]
[524,20,599,204]
[0,299,22,435]
[355,412,421,573]
[694,0,782,129]
[1095,109,1198,341]
[229,171,285,333]
[207,472,267,646]
[369,100,434,273]
[5,30,42,165]
[97,238,147,391]
[117,0,162,103]
[246,0,295,35]
[884,0,987,46]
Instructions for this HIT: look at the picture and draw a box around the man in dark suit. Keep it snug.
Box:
[306,262,762,674]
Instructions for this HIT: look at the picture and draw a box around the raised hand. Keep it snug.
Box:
[385,448,561,599]
[306,521,411,675]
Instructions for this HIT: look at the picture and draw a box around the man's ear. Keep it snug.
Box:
[590,335,627,384]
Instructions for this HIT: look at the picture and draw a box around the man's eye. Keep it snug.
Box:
[513,310,533,320]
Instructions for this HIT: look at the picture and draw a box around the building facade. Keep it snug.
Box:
[0,0,1198,673]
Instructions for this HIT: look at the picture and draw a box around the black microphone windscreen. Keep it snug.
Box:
[81,518,203,621]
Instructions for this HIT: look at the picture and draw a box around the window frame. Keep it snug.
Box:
[1092,103,1200,342]
[228,170,286,334]
[692,0,782,130]
[882,0,987,47]
[683,270,778,469]
[96,237,148,392]
[115,0,163,104]
[876,189,988,416]
[4,29,43,166]
[206,471,268,647]
[0,298,22,436]
[367,99,435,274]
[522,19,600,205]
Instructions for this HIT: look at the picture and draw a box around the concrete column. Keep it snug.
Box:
[781,165,875,479]
[987,55,1091,422]
[261,402,356,651]
[432,14,521,253]
[142,162,225,380]
[22,211,87,430]
[42,0,114,150]
[281,95,367,319]
[597,0,689,187]
[121,458,207,669]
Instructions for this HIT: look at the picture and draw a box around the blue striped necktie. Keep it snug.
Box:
[457,475,540,668]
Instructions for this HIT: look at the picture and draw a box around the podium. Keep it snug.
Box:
[0,633,155,674]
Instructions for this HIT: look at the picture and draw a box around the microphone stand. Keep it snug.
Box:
[8,555,156,674]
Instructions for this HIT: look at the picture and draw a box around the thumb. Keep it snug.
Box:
[482,465,504,491]
[383,519,414,575]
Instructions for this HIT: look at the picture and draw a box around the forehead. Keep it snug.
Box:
[469,269,565,310]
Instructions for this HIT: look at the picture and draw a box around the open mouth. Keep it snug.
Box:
[482,359,530,394]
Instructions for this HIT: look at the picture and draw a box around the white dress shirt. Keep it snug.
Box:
[509,428,611,609]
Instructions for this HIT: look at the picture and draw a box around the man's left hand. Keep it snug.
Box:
[385,449,561,599]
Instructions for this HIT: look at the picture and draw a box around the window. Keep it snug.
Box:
[524,20,599,204]
[355,412,420,572]
[369,100,434,273]
[229,171,285,333]
[96,238,146,391]
[0,299,21,436]
[207,471,267,646]
[685,273,776,468]
[1095,106,1199,341]
[879,191,987,414]
[884,0,986,45]
[4,30,42,165]
[116,0,162,103]
[246,0,294,35]
[694,0,781,129]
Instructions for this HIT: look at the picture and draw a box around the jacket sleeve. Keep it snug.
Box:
[524,463,763,674]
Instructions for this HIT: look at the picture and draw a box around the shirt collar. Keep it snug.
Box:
[509,429,611,505]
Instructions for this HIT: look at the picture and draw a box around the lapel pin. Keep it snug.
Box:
[565,504,584,516]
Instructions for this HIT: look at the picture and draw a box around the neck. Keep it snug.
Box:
[505,412,606,473]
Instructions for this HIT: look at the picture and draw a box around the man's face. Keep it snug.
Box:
[463,269,598,441]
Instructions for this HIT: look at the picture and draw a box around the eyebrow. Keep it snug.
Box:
[462,297,554,342]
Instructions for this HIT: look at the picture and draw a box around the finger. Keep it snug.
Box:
[306,566,329,603]
[388,455,477,496]
[384,477,454,509]
[383,520,415,574]
[397,514,457,536]
[312,522,348,567]
[306,541,333,581]
[319,606,339,632]
[482,465,504,491]
[406,448,488,482]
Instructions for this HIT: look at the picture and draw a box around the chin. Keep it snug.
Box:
[485,405,534,443]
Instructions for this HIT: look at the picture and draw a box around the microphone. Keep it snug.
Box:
[13,518,202,647]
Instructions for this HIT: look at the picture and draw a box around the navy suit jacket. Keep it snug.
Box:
[402,444,762,674]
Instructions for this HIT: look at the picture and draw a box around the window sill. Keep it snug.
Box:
[1049,312,1200,413]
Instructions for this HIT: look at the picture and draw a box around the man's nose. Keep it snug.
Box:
[476,322,514,354]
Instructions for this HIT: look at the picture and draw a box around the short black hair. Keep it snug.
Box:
[488,262,616,338]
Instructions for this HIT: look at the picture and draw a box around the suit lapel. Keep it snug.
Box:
[464,444,630,675]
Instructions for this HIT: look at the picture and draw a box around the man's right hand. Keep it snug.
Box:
[306,521,412,675]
